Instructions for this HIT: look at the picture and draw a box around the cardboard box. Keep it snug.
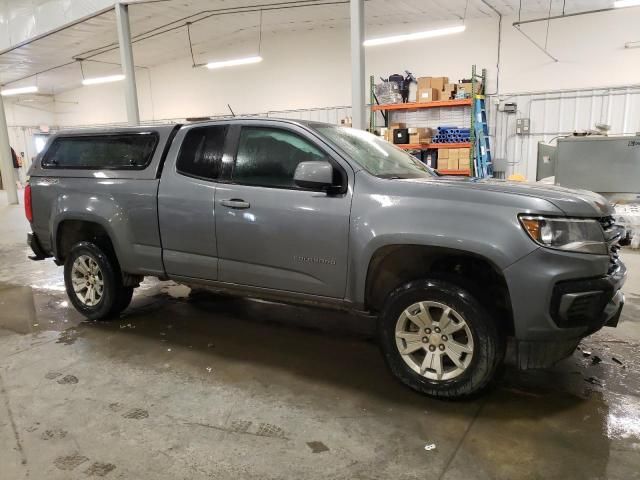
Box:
[442,83,457,100]
[458,148,471,158]
[447,148,460,170]
[458,82,476,96]
[409,133,430,144]
[437,156,448,170]
[438,148,449,159]
[458,148,471,169]
[387,123,406,142]
[416,87,440,103]
[408,127,432,144]
[412,127,433,138]
[431,76,449,91]
[417,77,432,90]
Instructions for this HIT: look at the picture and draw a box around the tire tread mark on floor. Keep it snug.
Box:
[437,400,486,480]
[184,421,290,440]
[0,369,29,471]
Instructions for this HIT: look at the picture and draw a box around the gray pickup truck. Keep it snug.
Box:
[25,118,626,398]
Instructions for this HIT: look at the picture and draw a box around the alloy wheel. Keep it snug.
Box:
[71,255,104,307]
[395,301,474,381]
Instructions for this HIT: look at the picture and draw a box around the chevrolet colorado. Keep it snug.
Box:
[25,118,626,398]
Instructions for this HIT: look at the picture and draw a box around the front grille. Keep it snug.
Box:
[599,216,624,274]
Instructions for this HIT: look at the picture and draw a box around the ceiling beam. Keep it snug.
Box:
[513,6,632,26]
[513,25,558,62]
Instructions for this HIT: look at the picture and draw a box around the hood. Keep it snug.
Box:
[402,176,613,217]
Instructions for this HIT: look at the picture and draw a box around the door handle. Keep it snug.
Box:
[220,198,250,209]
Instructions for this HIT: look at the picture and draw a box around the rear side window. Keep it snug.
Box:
[42,133,158,169]
[176,125,228,180]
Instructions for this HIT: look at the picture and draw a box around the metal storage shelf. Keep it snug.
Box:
[371,99,472,111]
[370,66,487,177]
[396,142,471,150]
[436,169,471,176]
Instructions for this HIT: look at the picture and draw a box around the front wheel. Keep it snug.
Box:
[378,278,505,399]
[64,242,132,320]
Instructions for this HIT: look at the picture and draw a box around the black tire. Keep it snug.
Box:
[64,241,129,321]
[378,278,505,399]
[111,287,134,316]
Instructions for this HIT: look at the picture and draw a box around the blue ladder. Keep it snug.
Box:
[473,97,492,178]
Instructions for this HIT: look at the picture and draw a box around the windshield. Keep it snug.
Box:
[313,125,436,179]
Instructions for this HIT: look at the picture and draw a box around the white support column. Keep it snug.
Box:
[350,0,365,130]
[0,94,19,205]
[115,2,140,125]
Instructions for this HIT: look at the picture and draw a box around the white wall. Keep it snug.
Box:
[4,100,55,127]
[500,9,640,93]
[3,100,56,179]
[51,17,499,126]
[6,6,635,180]
[51,7,640,127]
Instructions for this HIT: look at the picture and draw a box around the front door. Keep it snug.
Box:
[215,124,352,298]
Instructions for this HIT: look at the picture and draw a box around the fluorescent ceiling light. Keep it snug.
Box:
[1,85,38,96]
[364,25,466,46]
[206,56,262,70]
[82,74,125,86]
[614,0,640,7]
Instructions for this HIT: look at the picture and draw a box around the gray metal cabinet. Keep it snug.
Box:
[556,136,640,194]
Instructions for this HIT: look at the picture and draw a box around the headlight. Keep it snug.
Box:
[519,215,607,255]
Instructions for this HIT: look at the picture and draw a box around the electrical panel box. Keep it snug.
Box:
[503,102,517,113]
[516,118,530,135]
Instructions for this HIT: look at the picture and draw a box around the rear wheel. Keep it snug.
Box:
[112,287,134,316]
[378,278,504,399]
[64,242,132,320]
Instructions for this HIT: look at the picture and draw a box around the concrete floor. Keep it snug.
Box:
[1,197,640,479]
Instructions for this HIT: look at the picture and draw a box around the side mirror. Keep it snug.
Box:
[294,161,334,190]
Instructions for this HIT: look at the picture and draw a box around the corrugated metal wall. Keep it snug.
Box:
[487,85,640,180]
[265,106,353,124]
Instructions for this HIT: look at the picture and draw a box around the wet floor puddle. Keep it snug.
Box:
[0,263,639,463]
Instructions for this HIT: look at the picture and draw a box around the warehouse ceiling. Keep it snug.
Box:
[0,0,622,96]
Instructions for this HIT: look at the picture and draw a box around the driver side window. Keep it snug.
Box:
[233,127,329,189]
